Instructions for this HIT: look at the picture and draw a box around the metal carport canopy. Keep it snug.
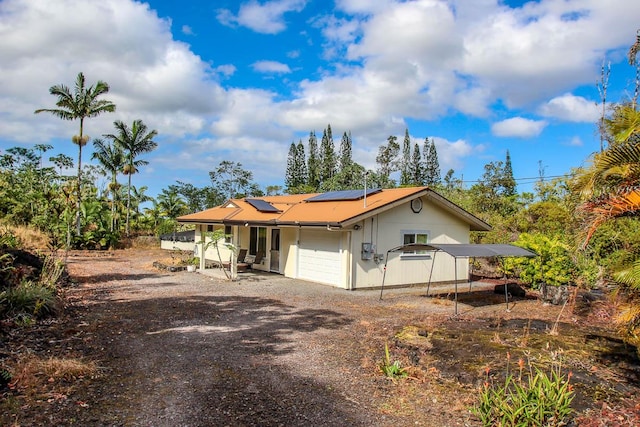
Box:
[385,243,537,258]
[380,243,537,315]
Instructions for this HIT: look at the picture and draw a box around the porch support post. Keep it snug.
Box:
[199,225,206,271]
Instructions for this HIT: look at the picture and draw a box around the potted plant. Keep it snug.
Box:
[186,256,198,272]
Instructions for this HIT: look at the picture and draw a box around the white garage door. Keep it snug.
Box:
[298,229,343,287]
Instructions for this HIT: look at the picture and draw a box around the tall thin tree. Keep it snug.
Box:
[424,138,441,186]
[503,150,517,197]
[92,138,124,232]
[376,136,400,188]
[339,131,353,171]
[35,72,116,235]
[295,140,307,188]
[307,131,320,190]
[409,143,424,186]
[319,126,337,184]
[131,185,153,224]
[104,119,158,236]
[285,142,298,192]
[400,128,411,186]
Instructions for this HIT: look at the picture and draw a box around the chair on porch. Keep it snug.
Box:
[223,249,250,272]
[244,251,264,270]
[236,249,250,272]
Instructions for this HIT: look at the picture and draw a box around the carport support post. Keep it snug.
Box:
[500,257,510,312]
[469,257,475,292]
[454,257,458,316]
[426,250,437,297]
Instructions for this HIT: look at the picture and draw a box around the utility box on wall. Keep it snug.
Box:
[361,242,375,260]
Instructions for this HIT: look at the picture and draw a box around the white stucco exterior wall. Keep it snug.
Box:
[349,196,471,289]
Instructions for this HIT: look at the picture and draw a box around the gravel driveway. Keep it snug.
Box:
[56,249,491,426]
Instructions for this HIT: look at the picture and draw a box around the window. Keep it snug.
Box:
[249,226,267,256]
[224,225,232,243]
[401,230,430,257]
[207,224,213,232]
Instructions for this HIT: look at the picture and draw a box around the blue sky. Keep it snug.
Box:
[0,0,638,199]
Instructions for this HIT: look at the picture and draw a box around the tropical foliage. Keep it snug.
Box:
[34,72,116,236]
[502,233,584,288]
[570,31,640,346]
[4,36,640,353]
[103,119,158,236]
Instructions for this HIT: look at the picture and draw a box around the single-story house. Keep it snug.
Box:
[177,186,491,290]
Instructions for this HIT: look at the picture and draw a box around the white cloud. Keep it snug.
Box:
[216,0,307,34]
[567,136,584,146]
[459,0,640,107]
[538,93,600,122]
[491,118,547,138]
[181,25,194,35]
[252,60,292,74]
[431,137,480,173]
[0,0,226,143]
[312,15,360,60]
[334,0,393,15]
[215,64,237,78]
[2,0,640,191]
[210,88,291,141]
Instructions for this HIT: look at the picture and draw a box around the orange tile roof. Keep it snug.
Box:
[177,187,491,231]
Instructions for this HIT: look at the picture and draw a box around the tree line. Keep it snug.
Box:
[284,125,446,193]
[1,72,159,249]
[1,34,639,353]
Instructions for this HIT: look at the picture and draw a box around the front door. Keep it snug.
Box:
[270,229,280,272]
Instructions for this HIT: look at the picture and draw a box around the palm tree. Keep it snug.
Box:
[574,102,640,353]
[573,104,640,243]
[105,119,158,236]
[92,138,124,232]
[35,72,116,236]
[131,185,153,224]
[143,200,163,233]
[157,188,187,219]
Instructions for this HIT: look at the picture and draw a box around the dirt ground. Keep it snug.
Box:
[2,248,639,426]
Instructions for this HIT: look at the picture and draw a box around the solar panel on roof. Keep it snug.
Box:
[245,198,281,213]
[305,188,382,202]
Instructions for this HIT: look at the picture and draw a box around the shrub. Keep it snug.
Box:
[38,255,65,289]
[0,280,57,318]
[502,233,577,288]
[471,354,574,427]
[0,227,21,249]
